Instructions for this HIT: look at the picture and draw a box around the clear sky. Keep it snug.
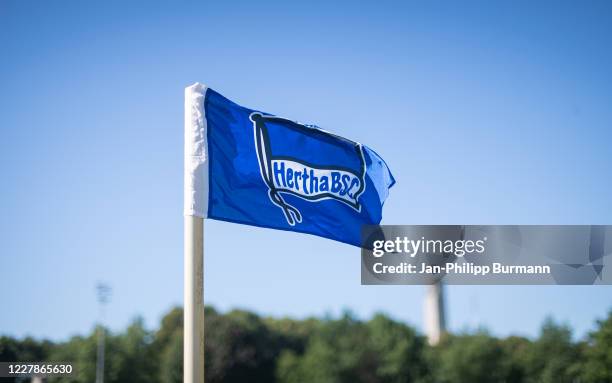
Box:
[1,0,611,341]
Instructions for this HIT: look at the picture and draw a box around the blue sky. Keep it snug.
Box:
[1,0,611,341]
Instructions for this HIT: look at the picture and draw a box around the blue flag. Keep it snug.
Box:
[184,83,395,247]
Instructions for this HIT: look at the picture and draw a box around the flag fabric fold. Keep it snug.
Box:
[184,83,395,247]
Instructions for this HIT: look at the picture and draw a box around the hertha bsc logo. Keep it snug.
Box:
[251,112,366,226]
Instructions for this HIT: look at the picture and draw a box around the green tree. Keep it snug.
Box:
[6,305,612,383]
[205,308,281,383]
[264,316,320,354]
[110,318,158,383]
[0,336,52,363]
[47,332,98,383]
[367,314,429,382]
[432,331,509,383]
[524,318,582,383]
[276,311,428,383]
[153,307,184,383]
[582,310,612,383]
[47,318,158,383]
[500,335,531,383]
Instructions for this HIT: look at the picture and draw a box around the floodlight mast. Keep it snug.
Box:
[95,283,111,383]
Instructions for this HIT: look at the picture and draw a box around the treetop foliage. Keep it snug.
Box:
[1,308,611,383]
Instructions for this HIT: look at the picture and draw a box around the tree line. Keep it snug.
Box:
[1,306,611,383]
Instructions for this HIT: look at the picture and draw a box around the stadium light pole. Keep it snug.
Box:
[95,283,111,383]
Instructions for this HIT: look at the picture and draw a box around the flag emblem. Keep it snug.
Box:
[251,112,366,226]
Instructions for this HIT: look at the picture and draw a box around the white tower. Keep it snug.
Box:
[424,281,446,345]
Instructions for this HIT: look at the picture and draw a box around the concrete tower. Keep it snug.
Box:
[424,281,446,345]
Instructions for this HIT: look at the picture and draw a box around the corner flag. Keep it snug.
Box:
[185,83,395,247]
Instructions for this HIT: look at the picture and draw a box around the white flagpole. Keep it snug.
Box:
[184,83,207,383]
[184,216,204,383]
